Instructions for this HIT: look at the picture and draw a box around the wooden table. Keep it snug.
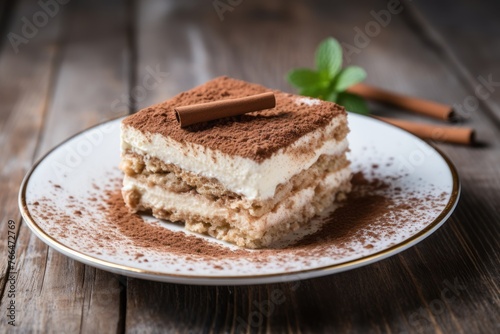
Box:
[1,0,499,332]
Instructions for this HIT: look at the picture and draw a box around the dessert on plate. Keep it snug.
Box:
[119,76,351,248]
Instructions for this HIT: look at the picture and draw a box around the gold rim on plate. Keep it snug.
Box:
[18,115,460,284]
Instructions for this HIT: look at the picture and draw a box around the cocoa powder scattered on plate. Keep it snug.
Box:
[103,190,249,258]
[28,168,447,268]
[101,171,414,260]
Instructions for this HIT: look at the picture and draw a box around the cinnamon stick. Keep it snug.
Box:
[375,116,474,145]
[348,83,454,121]
[175,92,276,128]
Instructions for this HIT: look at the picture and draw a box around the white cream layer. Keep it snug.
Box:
[121,116,348,201]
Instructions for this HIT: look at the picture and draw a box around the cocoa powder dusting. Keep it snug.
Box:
[104,190,248,258]
[294,193,390,248]
[122,76,345,162]
[99,171,417,261]
[28,166,448,268]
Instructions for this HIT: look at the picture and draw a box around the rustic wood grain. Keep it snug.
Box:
[0,0,16,47]
[409,0,500,121]
[0,0,61,325]
[0,0,131,332]
[1,0,499,332]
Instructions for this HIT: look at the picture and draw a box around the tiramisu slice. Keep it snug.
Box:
[120,76,351,248]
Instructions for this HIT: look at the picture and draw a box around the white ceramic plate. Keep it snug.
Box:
[19,113,459,285]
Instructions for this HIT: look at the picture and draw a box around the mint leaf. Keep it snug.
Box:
[333,66,366,92]
[337,92,369,115]
[287,69,324,88]
[315,38,342,78]
[287,36,369,114]
[325,90,338,102]
[299,86,326,98]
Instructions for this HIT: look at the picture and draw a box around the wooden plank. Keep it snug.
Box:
[0,0,131,331]
[132,0,209,110]
[0,0,17,46]
[0,0,61,328]
[126,0,500,333]
[407,0,500,121]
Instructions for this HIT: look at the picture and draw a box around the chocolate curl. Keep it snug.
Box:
[347,83,454,121]
[376,116,475,145]
[175,92,276,128]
